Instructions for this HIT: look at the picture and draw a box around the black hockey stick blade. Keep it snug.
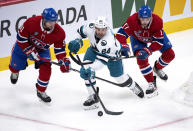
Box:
[104,109,123,115]
[95,87,123,115]
[92,83,123,115]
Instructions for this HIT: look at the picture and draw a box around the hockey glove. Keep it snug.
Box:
[121,43,130,58]
[23,46,40,61]
[58,58,71,73]
[136,47,152,60]
[68,38,83,53]
[80,67,95,80]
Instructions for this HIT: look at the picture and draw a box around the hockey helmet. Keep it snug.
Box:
[138,5,152,18]
[42,8,58,21]
[95,16,108,29]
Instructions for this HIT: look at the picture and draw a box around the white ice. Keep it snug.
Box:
[0,29,193,131]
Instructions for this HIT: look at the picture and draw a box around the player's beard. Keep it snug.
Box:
[44,24,54,31]
[95,33,103,39]
[95,32,106,39]
[42,20,55,31]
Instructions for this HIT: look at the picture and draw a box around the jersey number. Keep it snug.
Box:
[102,48,111,54]
[102,48,121,57]
[115,50,121,57]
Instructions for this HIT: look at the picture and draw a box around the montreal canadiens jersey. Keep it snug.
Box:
[116,13,164,44]
[78,23,121,58]
[17,16,66,60]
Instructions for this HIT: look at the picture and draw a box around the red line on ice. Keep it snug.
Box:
[0,113,85,131]
[136,115,193,131]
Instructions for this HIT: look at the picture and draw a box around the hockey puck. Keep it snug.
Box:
[98,111,103,116]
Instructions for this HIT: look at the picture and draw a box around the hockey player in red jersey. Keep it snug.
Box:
[9,8,70,102]
[116,5,175,97]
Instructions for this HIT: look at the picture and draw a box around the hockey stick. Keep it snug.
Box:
[75,54,123,115]
[91,50,136,60]
[109,55,136,60]
[38,56,61,65]
[38,56,128,88]
[69,52,135,66]
[70,52,93,65]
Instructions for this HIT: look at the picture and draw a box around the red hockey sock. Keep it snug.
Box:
[137,58,154,83]
[156,48,175,70]
[36,63,51,92]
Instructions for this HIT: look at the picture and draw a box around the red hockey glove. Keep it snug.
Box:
[58,58,71,73]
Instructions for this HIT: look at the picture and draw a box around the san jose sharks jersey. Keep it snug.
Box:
[78,23,121,58]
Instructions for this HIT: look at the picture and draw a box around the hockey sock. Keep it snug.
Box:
[156,48,175,70]
[37,63,51,92]
[137,57,154,83]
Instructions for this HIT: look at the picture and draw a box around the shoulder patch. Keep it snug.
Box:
[89,23,94,28]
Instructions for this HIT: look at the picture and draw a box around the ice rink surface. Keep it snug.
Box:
[0,29,193,131]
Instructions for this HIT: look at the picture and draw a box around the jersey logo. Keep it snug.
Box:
[101,40,107,46]
[30,36,50,50]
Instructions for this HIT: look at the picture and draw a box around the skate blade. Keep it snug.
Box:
[154,74,167,81]
[38,99,51,106]
[83,103,99,111]
[158,77,167,81]
[146,91,159,98]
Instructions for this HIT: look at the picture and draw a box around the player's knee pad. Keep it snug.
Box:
[35,61,52,69]
[137,57,149,68]
[84,60,104,71]
[114,74,134,87]
[39,62,52,81]
[161,48,175,63]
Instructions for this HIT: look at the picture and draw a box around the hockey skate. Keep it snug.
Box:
[10,72,19,84]
[153,61,168,80]
[83,94,99,110]
[129,82,144,98]
[36,84,51,103]
[146,76,158,98]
